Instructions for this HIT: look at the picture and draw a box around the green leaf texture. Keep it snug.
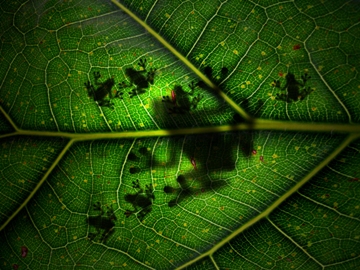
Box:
[1,0,360,269]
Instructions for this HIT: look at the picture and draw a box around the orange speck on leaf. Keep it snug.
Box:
[293,44,301,50]
[191,157,197,170]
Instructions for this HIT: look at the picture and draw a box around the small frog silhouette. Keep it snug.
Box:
[273,73,313,103]
[124,179,155,220]
[196,65,229,90]
[86,202,116,243]
[119,58,156,98]
[85,72,118,108]
[162,83,203,114]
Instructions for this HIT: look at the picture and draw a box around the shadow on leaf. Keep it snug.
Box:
[86,202,116,243]
[161,132,255,207]
[124,179,155,221]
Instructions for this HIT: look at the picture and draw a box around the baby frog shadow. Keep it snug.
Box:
[118,58,157,98]
[162,83,203,114]
[124,179,155,221]
[84,72,121,109]
[196,65,229,90]
[273,72,313,103]
[86,202,117,243]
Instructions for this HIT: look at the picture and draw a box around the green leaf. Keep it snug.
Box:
[1,0,360,269]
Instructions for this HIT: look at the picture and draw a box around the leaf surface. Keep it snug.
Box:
[1,0,360,269]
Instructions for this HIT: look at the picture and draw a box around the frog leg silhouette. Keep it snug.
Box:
[138,58,146,69]
[298,73,313,100]
[84,81,95,96]
[164,175,192,207]
[93,71,101,84]
[124,180,143,217]
[301,73,311,86]
[100,227,115,242]
[137,184,154,219]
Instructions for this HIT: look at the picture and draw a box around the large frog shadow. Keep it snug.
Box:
[162,132,255,207]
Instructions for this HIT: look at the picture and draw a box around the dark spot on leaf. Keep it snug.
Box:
[168,199,177,207]
[196,80,207,89]
[221,67,229,75]
[233,113,244,123]
[129,167,141,174]
[177,175,186,186]
[139,147,148,155]
[128,152,139,161]
[124,193,138,204]
[164,186,175,193]
[204,66,213,78]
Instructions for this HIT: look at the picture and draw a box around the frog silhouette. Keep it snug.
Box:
[86,202,116,243]
[273,72,313,103]
[124,179,155,220]
[162,84,203,114]
[84,72,118,108]
[119,58,156,98]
